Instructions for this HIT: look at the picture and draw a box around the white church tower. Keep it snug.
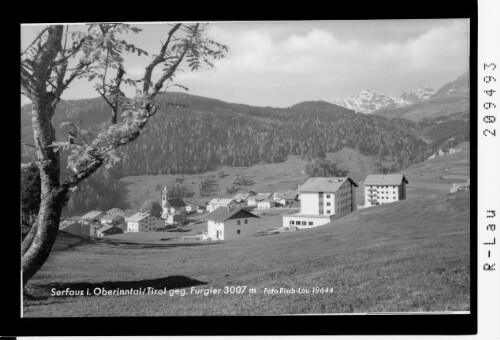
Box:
[161,186,170,218]
[161,185,187,224]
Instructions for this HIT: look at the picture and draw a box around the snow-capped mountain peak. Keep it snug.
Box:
[334,86,436,114]
[400,86,435,105]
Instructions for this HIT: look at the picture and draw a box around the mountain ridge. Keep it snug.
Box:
[333,86,436,114]
[372,71,470,121]
[332,71,468,116]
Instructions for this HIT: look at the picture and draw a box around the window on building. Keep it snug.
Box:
[302,221,306,226]
[326,202,331,206]
[237,229,241,234]
[327,210,331,214]
[296,221,300,225]
[326,194,330,198]
[237,220,241,225]
[308,222,313,225]
[290,221,295,225]
[244,219,248,224]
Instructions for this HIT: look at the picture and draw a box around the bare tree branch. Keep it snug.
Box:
[96,88,114,108]
[21,66,35,98]
[150,24,199,97]
[22,141,37,148]
[142,23,182,94]
[20,27,49,56]
[61,157,104,189]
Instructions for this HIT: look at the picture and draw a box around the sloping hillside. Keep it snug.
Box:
[24,189,469,316]
[373,72,470,121]
[327,147,380,182]
[22,92,444,216]
[119,155,309,207]
[402,141,469,197]
[21,92,432,174]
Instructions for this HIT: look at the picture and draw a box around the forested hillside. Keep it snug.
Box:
[20,92,468,215]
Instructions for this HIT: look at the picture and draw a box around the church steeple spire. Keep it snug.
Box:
[162,186,169,209]
[161,186,170,219]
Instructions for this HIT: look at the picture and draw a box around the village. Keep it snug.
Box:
[58,172,440,242]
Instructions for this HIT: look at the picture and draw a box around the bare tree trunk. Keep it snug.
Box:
[22,186,67,286]
[21,26,68,286]
[22,96,69,285]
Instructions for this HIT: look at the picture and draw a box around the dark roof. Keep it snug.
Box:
[364,174,408,185]
[204,207,260,223]
[97,225,123,234]
[168,198,186,208]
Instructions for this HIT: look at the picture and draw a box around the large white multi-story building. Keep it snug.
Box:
[363,174,408,207]
[282,177,358,229]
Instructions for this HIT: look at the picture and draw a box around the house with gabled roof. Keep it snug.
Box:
[273,192,285,201]
[96,224,124,238]
[233,193,251,203]
[247,193,270,207]
[206,198,221,213]
[246,195,258,207]
[258,197,276,210]
[79,210,105,224]
[214,198,237,211]
[126,213,164,232]
[204,207,260,241]
[283,191,299,204]
[100,208,125,225]
[364,174,408,207]
[255,193,272,201]
[283,177,358,229]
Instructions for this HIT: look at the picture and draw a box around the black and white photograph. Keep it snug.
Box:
[20,18,472,321]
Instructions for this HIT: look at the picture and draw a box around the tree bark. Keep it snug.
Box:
[22,25,67,286]
[22,220,37,254]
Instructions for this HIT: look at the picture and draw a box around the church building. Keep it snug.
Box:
[161,186,187,225]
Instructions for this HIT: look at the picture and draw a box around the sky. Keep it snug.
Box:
[20,19,469,107]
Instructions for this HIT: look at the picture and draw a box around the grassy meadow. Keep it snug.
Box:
[24,190,470,316]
